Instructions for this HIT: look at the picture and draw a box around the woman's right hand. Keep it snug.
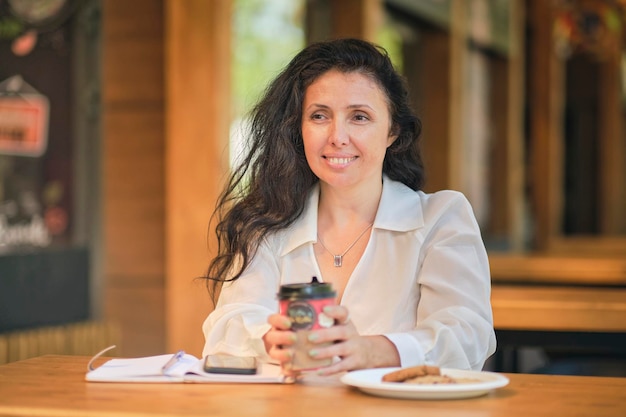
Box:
[263,313,297,372]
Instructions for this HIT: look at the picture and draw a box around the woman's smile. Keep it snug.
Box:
[323,155,358,167]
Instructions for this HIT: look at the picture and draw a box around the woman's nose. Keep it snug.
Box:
[329,120,349,146]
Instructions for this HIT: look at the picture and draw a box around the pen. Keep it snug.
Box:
[161,350,185,375]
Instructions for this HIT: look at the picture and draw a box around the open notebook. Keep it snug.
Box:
[85,346,288,384]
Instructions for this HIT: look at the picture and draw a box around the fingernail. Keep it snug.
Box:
[323,305,335,313]
[290,333,298,342]
[308,333,318,342]
[309,349,318,357]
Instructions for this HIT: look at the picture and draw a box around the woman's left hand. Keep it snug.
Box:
[309,305,401,376]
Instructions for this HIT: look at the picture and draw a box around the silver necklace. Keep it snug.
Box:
[317,223,374,267]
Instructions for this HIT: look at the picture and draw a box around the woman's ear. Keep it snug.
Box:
[387,124,399,148]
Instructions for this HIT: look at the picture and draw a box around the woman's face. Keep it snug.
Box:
[301,69,396,191]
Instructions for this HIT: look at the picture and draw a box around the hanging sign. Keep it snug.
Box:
[0,75,50,157]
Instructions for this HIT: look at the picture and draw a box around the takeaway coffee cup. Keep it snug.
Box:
[277,277,336,371]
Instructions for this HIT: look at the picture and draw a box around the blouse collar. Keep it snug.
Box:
[281,176,424,256]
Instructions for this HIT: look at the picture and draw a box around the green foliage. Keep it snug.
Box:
[377,23,404,74]
[0,17,23,39]
[231,0,305,118]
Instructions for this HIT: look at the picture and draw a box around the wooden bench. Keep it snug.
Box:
[488,254,626,373]
[489,254,626,286]
[491,285,626,332]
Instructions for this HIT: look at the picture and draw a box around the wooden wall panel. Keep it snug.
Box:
[101,0,166,356]
[105,287,164,356]
[102,110,165,280]
[101,39,164,103]
[101,1,164,104]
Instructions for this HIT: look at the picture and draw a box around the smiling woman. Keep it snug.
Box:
[201,38,495,379]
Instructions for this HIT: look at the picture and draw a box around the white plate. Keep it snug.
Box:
[340,367,509,400]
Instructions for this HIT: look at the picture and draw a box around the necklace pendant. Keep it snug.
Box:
[333,255,343,267]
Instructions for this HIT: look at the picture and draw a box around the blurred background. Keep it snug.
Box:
[1,0,625,376]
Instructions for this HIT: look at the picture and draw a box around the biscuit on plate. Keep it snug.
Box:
[381,365,441,383]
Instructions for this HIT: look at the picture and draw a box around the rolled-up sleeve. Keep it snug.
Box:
[202,240,280,360]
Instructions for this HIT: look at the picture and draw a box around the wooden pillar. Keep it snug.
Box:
[165,0,232,355]
[447,0,466,192]
[598,31,625,234]
[331,0,381,41]
[306,0,382,42]
[505,0,527,250]
[528,0,565,250]
[418,28,453,193]
[418,0,465,193]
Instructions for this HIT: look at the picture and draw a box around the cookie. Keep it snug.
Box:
[381,365,441,383]
[404,374,457,384]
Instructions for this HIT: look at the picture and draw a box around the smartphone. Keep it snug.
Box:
[203,354,258,375]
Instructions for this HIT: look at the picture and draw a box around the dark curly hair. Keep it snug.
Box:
[205,38,423,300]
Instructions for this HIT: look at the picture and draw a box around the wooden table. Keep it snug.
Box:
[1,355,625,417]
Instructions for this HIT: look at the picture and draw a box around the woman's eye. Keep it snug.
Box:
[310,113,326,120]
[353,113,370,122]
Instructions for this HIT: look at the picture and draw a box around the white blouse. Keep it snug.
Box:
[202,177,496,371]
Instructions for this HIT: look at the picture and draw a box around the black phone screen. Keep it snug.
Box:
[203,355,258,375]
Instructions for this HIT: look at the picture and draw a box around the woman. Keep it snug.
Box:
[202,38,496,376]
